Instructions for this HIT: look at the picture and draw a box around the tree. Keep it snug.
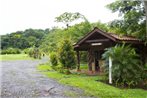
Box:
[27,36,37,46]
[55,12,84,28]
[58,39,76,69]
[1,28,47,50]
[144,1,147,40]
[91,21,108,32]
[39,22,92,53]
[107,1,146,40]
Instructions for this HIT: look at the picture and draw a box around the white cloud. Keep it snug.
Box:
[0,0,118,35]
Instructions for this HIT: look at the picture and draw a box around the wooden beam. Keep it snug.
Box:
[85,39,110,43]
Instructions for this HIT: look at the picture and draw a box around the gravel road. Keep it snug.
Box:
[1,58,94,98]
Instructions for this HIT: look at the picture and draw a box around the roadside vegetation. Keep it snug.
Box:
[102,44,147,88]
[0,54,33,61]
[37,64,147,98]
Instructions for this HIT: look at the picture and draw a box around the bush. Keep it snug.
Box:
[28,47,41,59]
[1,48,21,54]
[145,63,147,70]
[50,52,58,66]
[23,48,30,54]
[28,48,33,57]
[58,39,76,69]
[102,44,143,87]
[57,67,71,74]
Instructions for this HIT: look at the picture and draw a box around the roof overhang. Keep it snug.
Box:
[74,27,144,51]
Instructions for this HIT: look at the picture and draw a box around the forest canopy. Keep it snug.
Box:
[1,28,49,50]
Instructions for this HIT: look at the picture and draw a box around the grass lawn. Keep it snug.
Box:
[0,54,34,61]
[37,64,147,98]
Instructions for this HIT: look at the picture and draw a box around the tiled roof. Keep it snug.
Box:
[74,27,143,47]
[108,33,140,41]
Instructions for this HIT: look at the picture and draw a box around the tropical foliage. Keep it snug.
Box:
[102,44,143,87]
[39,21,108,58]
[107,1,146,40]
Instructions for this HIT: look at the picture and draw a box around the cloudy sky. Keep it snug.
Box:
[0,0,118,35]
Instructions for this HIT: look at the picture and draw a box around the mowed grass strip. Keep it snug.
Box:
[0,54,34,61]
[37,64,147,98]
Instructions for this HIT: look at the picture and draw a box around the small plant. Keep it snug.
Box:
[50,52,58,66]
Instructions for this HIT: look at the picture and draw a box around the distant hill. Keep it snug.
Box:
[1,28,50,50]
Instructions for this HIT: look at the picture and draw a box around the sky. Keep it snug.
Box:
[0,0,119,35]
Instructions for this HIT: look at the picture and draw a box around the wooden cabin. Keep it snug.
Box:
[74,27,147,74]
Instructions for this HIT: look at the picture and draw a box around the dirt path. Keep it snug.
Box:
[1,58,93,98]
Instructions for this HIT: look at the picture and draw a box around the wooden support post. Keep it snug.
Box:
[88,49,93,73]
[109,56,112,84]
[144,47,147,64]
[77,51,80,71]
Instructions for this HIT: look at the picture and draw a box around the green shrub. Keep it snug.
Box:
[1,48,21,54]
[28,47,34,57]
[28,47,41,59]
[23,48,30,54]
[145,63,147,70]
[50,52,58,66]
[58,39,76,69]
[102,44,142,87]
[63,69,71,74]
[57,67,71,74]
[141,63,147,81]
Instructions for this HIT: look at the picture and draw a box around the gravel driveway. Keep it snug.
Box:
[1,58,93,98]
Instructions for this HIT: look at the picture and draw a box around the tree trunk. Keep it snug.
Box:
[144,1,147,41]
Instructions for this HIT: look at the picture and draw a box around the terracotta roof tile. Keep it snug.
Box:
[108,33,141,41]
[74,28,143,47]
